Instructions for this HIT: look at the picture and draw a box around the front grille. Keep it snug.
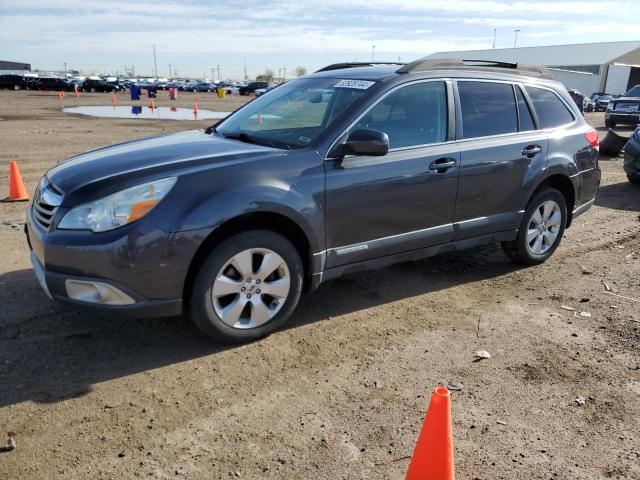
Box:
[32,177,63,230]
[33,200,58,229]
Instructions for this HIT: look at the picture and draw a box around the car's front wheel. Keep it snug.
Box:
[628,173,640,185]
[191,230,304,343]
[502,188,567,265]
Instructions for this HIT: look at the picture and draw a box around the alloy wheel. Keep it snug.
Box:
[211,248,290,329]
[526,200,562,255]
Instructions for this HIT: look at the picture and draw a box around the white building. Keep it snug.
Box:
[424,40,640,96]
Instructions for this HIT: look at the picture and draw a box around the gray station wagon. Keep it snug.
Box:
[26,58,600,343]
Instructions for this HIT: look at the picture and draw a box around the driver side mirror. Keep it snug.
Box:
[338,129,389,157]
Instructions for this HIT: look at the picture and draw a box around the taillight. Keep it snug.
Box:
[585,128,599,149]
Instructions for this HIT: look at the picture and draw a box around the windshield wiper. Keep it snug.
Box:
[220,132,265,146]
[218,131,296,150]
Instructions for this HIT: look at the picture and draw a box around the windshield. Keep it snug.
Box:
[215,78,373,149]
[625,85,640,97]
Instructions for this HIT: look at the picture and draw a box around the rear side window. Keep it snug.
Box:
[458,81,517,138]
[515,86,536,131]
[525,86,574,129]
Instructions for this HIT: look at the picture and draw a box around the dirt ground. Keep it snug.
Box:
[0,90,639,480]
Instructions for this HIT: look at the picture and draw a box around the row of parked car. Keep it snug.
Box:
[0,74,276,96]
[0,74,124,93]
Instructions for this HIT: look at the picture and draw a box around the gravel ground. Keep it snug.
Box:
[0,91,639,479]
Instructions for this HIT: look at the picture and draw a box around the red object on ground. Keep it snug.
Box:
[3,161,29,202]
[193,102,198,113]
[405,386,455,480]
[111,94,117,104]
[150,99,155,109]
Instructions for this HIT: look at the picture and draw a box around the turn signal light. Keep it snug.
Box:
[127,199,159,222]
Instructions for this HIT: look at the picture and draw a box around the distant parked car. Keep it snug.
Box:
[193,82,214,92]
[583,97,595,112]
[623,127,640,185]
[82,79,122,93]
[217,82,240,95]
[591,93,613,112]
[30,77,75,91]
[0,74,25,90]
[605,85,640,128]
[239,81,269,96]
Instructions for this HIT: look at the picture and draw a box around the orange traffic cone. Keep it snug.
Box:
[111,93,117,104]
[149,99,155,109]
[405,386,454,480]
[193,102,198,114]
[58,90,64,100]
[3,161,29,202]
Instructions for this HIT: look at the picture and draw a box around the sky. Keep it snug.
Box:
[0,0,637,80]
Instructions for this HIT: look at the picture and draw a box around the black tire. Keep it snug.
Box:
[501,188,567,266]
[605,119,616,128]
[191,230,304,343]
[90,87,96,93]
[628,174,640,185]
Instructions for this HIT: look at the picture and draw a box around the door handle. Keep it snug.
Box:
[429,157,457,173]
[522,145,542,158]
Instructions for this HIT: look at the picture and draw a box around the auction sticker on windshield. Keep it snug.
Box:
[334,80,375,89]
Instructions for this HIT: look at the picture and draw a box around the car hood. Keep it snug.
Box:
[613,97,640,103]
[47,129,279,195]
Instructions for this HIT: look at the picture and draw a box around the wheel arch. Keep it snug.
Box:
[182,211,315,307]
[528,173,576,226]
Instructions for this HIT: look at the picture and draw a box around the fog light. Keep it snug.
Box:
[65,280,135,305]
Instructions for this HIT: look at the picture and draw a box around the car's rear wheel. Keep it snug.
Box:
[502,188,567,265]
[191,230,304,343]
[628,173,640,185]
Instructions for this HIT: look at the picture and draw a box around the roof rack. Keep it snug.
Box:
[396,58,553,79]
[315,62,405,73]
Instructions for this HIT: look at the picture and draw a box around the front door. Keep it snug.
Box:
[324,80,460,268]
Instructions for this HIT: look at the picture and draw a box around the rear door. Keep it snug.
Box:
[453,80,549,239]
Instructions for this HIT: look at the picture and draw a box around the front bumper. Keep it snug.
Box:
[606,112,640,125]
[24,205,207,319]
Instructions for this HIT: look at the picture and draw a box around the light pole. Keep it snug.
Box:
[153,44,158,77]
[371,45,376,62]
[514,29,520,48]
[492,28,497,49]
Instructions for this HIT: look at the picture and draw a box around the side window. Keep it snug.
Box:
[525,86,574,129]
[351,81,447,149]
[516,86,536,131]
[458,81,518,138]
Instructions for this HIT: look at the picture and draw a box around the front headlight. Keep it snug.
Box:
[58,177,177,232]
[606,102,614,111]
